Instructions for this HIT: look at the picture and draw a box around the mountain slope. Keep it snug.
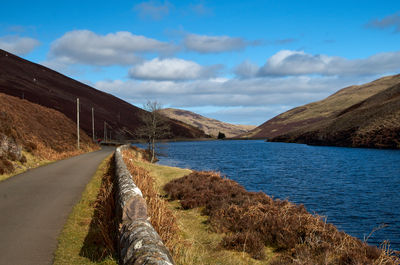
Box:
[160,108,256,138]
[271,81,400,148]
[250,74,400,139]
[0,49,206,140]
[0,92,96,176]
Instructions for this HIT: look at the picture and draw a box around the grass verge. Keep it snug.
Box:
[123,148,274,264]
[0,151,51,182]
[53,154,117,265]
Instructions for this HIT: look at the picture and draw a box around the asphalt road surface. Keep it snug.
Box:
[0,147,114,265]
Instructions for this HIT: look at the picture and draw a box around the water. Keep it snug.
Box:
[139,140,400,250]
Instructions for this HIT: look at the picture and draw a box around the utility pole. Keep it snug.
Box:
[104,121,107,143]
[92,107,95,141]
[77,98,80,149]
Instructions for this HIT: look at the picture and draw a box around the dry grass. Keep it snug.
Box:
[0,151,51,181]
[122,149,180,253]
[164,171,400,264]
[0,92,99,180]
[53,155,117,265]
[122,147,274,264]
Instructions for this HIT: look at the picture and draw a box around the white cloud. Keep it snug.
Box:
[201,106,291,125]
[366,12,400,32]
[129,57,221,81]
[184,33,252,53]
[234,60,260,78]
[94,73,383,125]
[255,50,400,77]
[95,75,365,124]
[134,1,172,20]
[0,35,39,55]
[48,30,176,66]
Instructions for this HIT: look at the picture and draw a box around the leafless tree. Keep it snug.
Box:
[136,100,170,163]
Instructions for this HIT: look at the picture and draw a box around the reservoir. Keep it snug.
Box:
[155,140,400,251]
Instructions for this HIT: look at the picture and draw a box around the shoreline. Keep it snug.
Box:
[124,146,400,264]
[151,142,400,252]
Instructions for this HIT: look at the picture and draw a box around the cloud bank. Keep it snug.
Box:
[235,50,400,77]
[129,57,222,81]
[95,75,366,124]
[48,30,176,66]
[184,33,254,53]
[0,35,39,55]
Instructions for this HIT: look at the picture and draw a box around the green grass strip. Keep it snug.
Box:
[53,155,117,265]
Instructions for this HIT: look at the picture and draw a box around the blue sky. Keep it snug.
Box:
[1,1,400,125]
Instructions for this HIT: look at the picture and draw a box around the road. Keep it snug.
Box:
[0,147,114,265]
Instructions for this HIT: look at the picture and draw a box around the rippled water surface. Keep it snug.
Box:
[146,140,400,250]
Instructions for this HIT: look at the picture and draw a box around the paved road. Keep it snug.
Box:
[0,147,114,265]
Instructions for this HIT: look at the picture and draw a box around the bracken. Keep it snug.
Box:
[164,171,400,264]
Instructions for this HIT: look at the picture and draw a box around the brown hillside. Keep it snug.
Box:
[251,74,400,139]
[0,92,96,175]
[0,49,206,140]
[271,81,400,148]
[160,108,256,138]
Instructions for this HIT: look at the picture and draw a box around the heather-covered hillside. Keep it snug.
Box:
[251,74,400,149]
[0,93,97,176]
[0,49,206,141]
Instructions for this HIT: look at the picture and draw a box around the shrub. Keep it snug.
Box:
[25,141,37,153]
[0,158,14,174]
[19,155,27,164]
[164,171,400,264]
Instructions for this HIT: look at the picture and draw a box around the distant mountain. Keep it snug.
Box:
[160,108,255,138]
[251,74,400,149]
[0,49,206,141]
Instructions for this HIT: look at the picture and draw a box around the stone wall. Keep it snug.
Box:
[115,145,174,265]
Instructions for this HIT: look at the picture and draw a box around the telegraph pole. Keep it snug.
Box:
[77,98,80,149]
[104,121,107,143]
[92,107,95,141]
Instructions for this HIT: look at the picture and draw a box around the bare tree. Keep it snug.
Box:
[136,101,170,163]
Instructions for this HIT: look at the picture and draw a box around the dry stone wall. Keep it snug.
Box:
[115,145,174,265]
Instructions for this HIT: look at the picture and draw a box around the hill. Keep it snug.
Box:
[160,108,256,138]
[250,74,400,149]
[0,92,97,176]
[271,80,400,148]
[0,49,206,141]
[249,74,400,139]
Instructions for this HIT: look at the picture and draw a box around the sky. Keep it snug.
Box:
[1,1,400,125]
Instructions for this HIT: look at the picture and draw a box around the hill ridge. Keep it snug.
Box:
[160,108,255,138]
[250,74,400,140]
[0,49,206,140]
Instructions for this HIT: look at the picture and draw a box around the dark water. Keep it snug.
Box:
[143,140,400,250]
